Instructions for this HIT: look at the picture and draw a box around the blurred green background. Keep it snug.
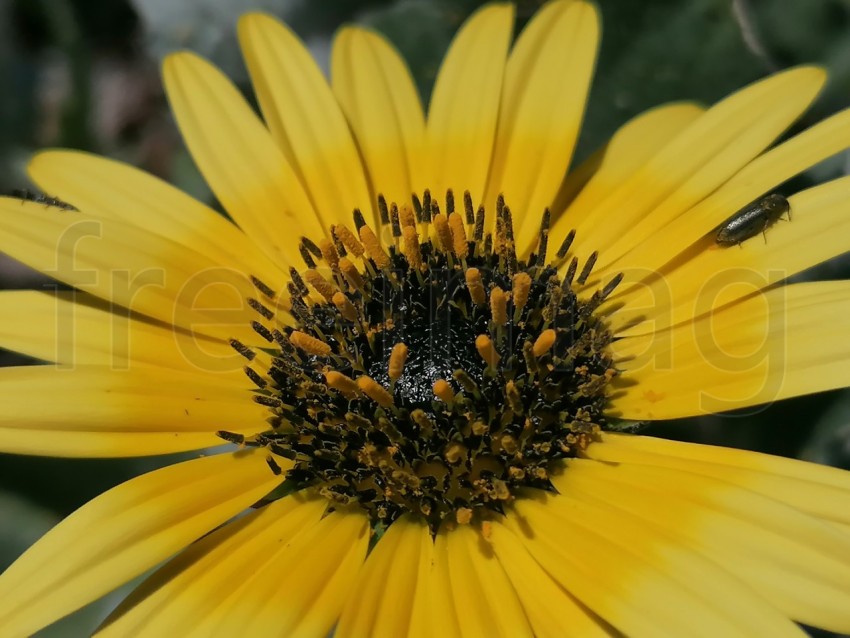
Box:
[1,0,850,635]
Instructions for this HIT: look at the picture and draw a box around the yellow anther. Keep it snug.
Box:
[444,442,466,465]
[471,420,488,436]
[490,286,508,326]
[475,334,500,368]
[465,267,486,305]
[359,225,390,268]
[334,225,365,258]
[339,257,364,289]
[533,329,557,357]
[402,225,422,270]
[448,212,468,257]
[324,370,360,399]
[304,269,336,302]
[505,380,523,413]
[356,375,395,408]
[289,331,331,356]
[500,434,518,455]
[332,291,358,322]
[432,378,455,403]
[433,213,454,253]
[319,238,340,271]
[512,272,531,313]
[398,204,417,229]
[389,343,409,381]
[456,508,473,525]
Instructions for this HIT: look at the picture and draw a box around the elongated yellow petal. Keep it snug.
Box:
[550,102,704,236]
[555,66,824,269]
[97,495,327,636]
[610,173,850,337]
[238,13,374,228]
[509,490,781,637]
[605,432,850,491]
[445,522,533,637]
[564,446,850,632]
[422,529,464,638]
[408,528,456,638]
[0,197,263,343]
[592,434,850,526]
[598,106,850,289]
[427,3,514,206]
[0,450,282,637]
[0,290,247,373]
[609,281,850,419]
[488,519,611,637]
[332,27,426,213]
[0,365,266,457]
[547,466,811,637]
[202,509,368,637]
[27,150,285,286]
[483,0,599,248]
[336,516,430,637]
[163,51,325,266]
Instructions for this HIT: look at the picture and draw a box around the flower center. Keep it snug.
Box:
[221,190,622,530]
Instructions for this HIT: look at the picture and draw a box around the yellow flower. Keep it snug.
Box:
[2,1,850,636]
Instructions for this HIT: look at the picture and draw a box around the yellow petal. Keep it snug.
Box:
[557,66,824,269]
[27,150,285,286]
[97,495,327,636]
[483,0,599,249]
[565,445,850,633]
[609,281,850,419]
[606,432,850,491]
[408,528,457,638]
[0,449,282,637]
[550,102,705,235]
[552,462,813,636]
[332,27,426,213]
[488,519,610,637]
[0,365,267,457]
[0,197,264,343]
[427,3,514,207]
[598,106,850,290]
[238,13,374,228]
[0,290,247,374]
[202,509,368,637]
[336,515,431,638]
[163,51,325,266]
[445,522,533,637]
[610,173,850,337]
[419,528,464,638]
[592,433,850,526]
[509,490,792,637]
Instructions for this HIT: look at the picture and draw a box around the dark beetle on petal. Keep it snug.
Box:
[715,193,791,247]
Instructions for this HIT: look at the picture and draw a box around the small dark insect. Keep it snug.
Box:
[10,189,77,211]
[715,193,790,247]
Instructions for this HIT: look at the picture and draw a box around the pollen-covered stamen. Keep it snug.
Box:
[335,225,365,258]
[289,330,330,356]
[476,334,501,369]
[433,378,455,403]
[222,190,623,530]
[388,343,409,382]
[325,370,360,399]
[304,269,335,302]
[489,287,508,326]
[465,268,486,306]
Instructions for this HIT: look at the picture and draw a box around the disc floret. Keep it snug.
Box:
[222,190,623,530]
